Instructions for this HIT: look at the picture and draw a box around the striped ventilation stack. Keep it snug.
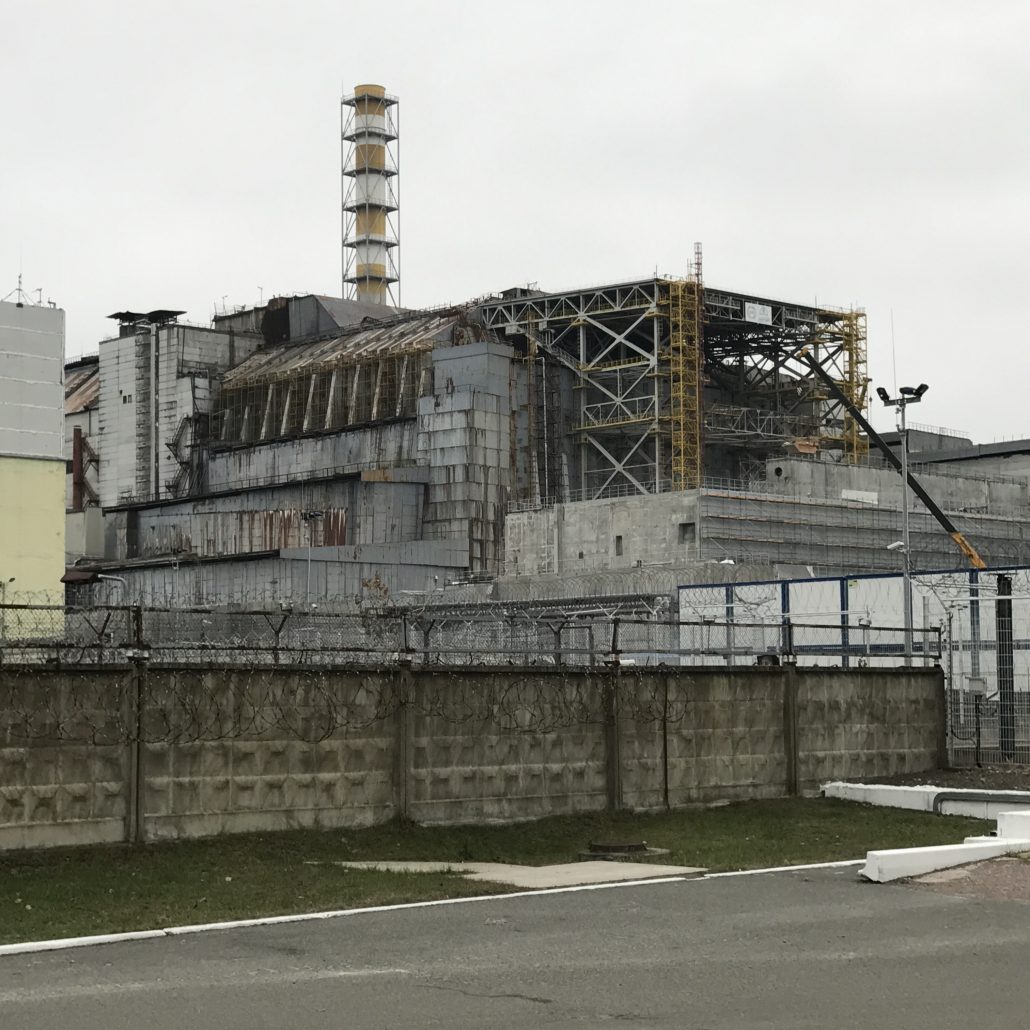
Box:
[341,84,400,305]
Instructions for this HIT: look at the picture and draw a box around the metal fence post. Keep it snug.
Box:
[126,604,147,845]
[780,617,794,663]
[662,674,671,811]
[996,574,1015,760]
[974,694,983,768]
[944,614,955,768]
[783,665,800,796]
[393,666,412,821]
[603,660,623,811]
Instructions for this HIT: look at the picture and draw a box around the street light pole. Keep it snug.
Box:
[876,382,929,668]
[899,400,913,666]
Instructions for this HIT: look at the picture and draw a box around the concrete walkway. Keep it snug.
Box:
[334,859,706,887]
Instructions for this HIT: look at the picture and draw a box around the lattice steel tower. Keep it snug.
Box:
[341,84,399,305]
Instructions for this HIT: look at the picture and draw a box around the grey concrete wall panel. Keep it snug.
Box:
[83,551,471,607]
[505,491,702,577]
[505,474,1030,584]
[765,456,1028,515]
[621,672,787,810]
[109,477,426,561]
[0,666,942,849]
[0,301,65,459]
[206,422,415,492]
[794,669,944,784]
[97,324,260,507]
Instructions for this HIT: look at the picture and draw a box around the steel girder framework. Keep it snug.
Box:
[476,279,868,498]
[703,294,868,462]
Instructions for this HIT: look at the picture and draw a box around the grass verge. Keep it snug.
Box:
[0,798,988,946]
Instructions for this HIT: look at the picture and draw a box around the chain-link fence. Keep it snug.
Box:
[939,573,1030,766]
[0,602,934,669]
[679,566,1030,765]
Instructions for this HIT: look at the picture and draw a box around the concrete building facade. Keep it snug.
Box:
[59,274,1030,609]
[0,299,66,607]
[64,354,103,562]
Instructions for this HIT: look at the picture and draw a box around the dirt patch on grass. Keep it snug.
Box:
[911,854,1030,903]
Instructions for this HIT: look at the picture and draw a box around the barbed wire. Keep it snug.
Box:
[0,665,625,745]
[0,602,934,669]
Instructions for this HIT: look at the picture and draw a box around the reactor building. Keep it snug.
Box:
[60,86,1030,607]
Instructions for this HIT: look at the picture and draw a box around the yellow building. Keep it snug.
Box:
[0,299,66,630]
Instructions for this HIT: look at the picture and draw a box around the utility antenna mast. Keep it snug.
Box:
[341,84,400,305]
[1,273,32,306]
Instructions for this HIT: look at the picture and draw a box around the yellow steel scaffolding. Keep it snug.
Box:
[662,272,703,490]
[809,307,869,463]
[841,309,869,462]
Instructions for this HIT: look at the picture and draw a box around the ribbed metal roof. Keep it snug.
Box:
[65,358,100,414]
[222,312,459,388]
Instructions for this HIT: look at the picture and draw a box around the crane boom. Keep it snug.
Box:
[795,348,987,570]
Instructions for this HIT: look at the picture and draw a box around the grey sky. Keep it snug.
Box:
[3,0,1028,439]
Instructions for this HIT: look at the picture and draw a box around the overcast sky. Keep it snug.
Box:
[3,0,1028,439]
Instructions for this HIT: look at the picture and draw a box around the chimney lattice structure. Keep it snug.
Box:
[341,84,400,305]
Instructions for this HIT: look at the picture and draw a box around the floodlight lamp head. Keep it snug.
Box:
[899,386,916,397]
[876,387,891,405]
[886,541,906,551]
[914,383,929,398]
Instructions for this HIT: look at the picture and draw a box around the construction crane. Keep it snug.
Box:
[794,348,987,570]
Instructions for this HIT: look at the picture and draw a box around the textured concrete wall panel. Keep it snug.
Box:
[795,669,942,785]
[0,666,943,849]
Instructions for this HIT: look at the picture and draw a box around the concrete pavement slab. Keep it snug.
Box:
[333,859,706,886]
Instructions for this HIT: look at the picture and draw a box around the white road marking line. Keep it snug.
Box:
[0,861,863,959]
[0,877,689,957]
[0,967,411,1005]
[706,859,864,878]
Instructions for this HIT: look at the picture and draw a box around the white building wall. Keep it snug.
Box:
[0,300,66,605]
[98,332,139,507]
[0,301,64,460]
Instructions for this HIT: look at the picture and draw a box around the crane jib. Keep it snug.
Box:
[793,347,987,571]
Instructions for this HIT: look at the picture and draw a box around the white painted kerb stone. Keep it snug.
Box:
[823,782,1030,819]
[860,839,1030,882]
[997,810,1030,839]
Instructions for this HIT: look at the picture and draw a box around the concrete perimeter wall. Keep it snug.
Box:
[0,666,944,850]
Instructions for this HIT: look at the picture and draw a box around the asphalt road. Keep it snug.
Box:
[2,867,1030,1029]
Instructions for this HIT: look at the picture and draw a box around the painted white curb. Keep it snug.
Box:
[998,810,1030,839]
[860,837,1030,883]
[0,875,689,957]
[704,859,863,878]
[0,858,870,958]
[823,782,1030,819]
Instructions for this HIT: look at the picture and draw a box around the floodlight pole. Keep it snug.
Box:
[899,401,913,666]
[877,384,927,666]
